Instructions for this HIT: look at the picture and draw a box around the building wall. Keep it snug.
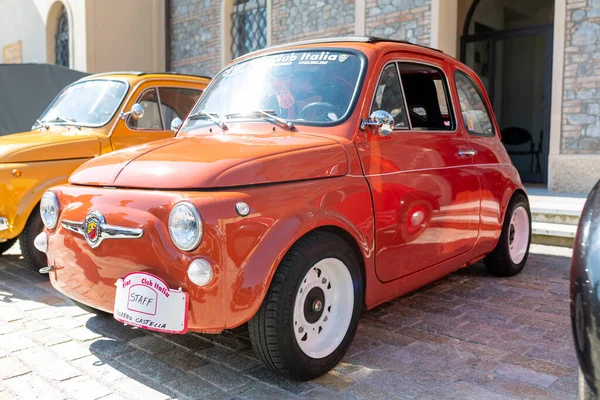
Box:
[169,0,221,76]
[85,0,165,74]
[561,0,600,154]
[271,0,355,45]
[365,0,431,45]
[0,0,46,63]
[548,0,600,193]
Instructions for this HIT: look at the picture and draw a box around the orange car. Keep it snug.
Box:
[40,38,531,380]
[0,72,209,271]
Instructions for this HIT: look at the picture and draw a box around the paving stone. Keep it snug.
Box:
[502,353,576,377]
[192,364,250,391]
[0,357,30,379]
[163,374,224,399]
[312,370,356,391]
[71,355,130,384]
[197,346,261,372]
[26,305,65,320]
[494,363,559,388]
[246,366,316,395]
[49,340,93,361]
[129,335,176,355]
[231,383,298,400]
[36,358,82,381]
[343,381,408,399]
[29,327,72,346]
[157,347,207,371]
[0,333,36,353]
[14,346,60,368]
[0,306,25,323]
[57,376,112,400]
[117,350,185,384]
[163,332,214,351]
[198,331,252,351]
[114,376,172,400]
[88,338,134,358]
[3,373,64,400]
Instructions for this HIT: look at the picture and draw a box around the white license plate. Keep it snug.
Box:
[114,272,188,334]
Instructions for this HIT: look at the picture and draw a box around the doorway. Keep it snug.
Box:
[461,0,555,183]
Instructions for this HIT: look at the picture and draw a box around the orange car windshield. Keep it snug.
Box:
[38,79,128,128]
[183,50,363,131]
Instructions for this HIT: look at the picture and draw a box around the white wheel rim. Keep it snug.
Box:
[292,258,354,359]
[508,206,529,264]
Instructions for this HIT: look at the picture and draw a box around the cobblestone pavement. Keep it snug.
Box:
[0,243,577,399]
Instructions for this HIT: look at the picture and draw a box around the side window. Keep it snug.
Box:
[455,72,494,136]
[128,88,163,130]
[371,63,409,129]
[398,63,454,131]
[158,87,203,125]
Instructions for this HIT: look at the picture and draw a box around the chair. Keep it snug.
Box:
[500,127,542,173]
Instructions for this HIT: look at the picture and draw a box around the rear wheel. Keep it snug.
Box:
[19,206,48,273]
[248,231,363,381]
[484,192,531,276]
[0,238,17,255]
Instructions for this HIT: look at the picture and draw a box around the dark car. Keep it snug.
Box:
[571,179,600,398]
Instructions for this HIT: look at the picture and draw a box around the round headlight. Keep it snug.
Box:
[40,191,59,229]
[168,202,203,251]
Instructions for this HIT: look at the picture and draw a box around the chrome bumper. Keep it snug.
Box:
[0,217,8,231]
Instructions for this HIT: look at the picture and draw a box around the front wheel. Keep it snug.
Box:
[248,231,363,381]
[19,206,48,273]
[0,238,17,255]
[484,192,531,276]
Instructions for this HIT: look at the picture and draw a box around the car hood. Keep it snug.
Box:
[69,131,348,189]
[0,129,101,163]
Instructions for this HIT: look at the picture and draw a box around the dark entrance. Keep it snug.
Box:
[461,0,554,183]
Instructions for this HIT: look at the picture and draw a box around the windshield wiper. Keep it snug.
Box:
[226,110,295,131]
[188,110,228,131]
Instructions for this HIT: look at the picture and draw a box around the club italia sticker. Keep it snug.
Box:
[222,51,353,76]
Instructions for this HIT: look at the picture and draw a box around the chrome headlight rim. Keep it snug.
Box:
[40,191,59,229]
[168,201,203,252]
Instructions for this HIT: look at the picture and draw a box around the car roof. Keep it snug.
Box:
[236,36,447,61]
[80,72,212,82]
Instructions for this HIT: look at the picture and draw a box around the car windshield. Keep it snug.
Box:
[182,50,363,131]
[39,80,128,127]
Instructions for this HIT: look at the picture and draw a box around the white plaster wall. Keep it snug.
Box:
[0,0,47,63]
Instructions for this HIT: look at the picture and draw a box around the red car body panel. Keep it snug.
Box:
[45,40,525,333]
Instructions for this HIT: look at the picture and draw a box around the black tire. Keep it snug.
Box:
[248,231,363,381]
[71,299,110,317]
[19,206,48,274]
[0,238,17,255]
[579,368,597,400]
[484,192,531,277]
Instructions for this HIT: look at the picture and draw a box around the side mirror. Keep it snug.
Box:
[119,103,145,121]
[170,117,183,133]
[360,110,395,137]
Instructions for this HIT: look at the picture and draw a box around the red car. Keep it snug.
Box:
[38,37,531,380]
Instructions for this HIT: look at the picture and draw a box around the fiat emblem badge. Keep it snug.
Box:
[83,211,105,249]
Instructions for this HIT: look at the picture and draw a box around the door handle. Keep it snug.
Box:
[457,149,477,158]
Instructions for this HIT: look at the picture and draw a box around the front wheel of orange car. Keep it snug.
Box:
[19,206,48,274]
[484,192,531,277]
[248,231,363,381]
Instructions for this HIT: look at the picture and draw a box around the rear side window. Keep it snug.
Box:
[455,72,494,136]
[398,63,454,131]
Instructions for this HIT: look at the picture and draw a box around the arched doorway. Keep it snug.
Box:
[461,0,555,183]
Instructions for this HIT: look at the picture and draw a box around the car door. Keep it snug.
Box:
[356,54,481,283]
[111,82,203,150]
